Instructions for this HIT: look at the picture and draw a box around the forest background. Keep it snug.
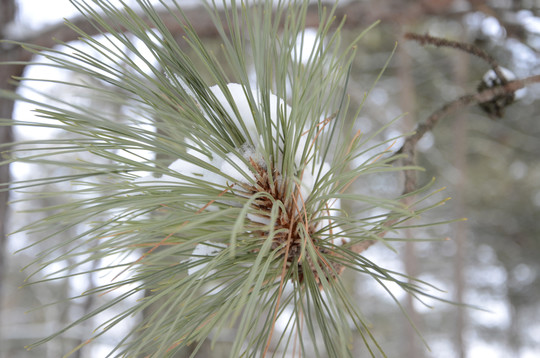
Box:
[1,0,540,357]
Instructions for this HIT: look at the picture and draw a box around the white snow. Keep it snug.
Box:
[220,151,256,183]
[294,28,322,64]
[205,83,292,155]
[481,66,527,99]
[187,241,227,276]
[482,66,516,83]
[132,82,346,259]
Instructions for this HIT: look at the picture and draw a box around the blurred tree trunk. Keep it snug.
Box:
[0,0,17,336]
[397,29,422,358]
[452,46,470,358]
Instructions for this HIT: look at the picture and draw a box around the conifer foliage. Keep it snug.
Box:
[4,0,444,356]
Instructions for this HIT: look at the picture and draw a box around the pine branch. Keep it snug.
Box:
[6,3,539,357]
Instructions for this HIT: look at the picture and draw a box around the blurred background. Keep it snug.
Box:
[1,0,540,357]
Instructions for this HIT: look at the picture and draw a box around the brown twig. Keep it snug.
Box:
[404,32,509,83]
[396,74,540,158]
[398,74,540,196]
[350,34,509,257]
[348,73,540,257]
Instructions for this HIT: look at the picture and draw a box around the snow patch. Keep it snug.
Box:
[187,241,227,276]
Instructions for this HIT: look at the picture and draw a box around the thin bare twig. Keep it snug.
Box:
[404,32,509,83]
[397,74,540,158]
[347,73,540,257]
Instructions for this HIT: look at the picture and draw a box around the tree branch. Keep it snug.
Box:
[404,32,509,83]
[347,73,540,258]
[399,74,540,158]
